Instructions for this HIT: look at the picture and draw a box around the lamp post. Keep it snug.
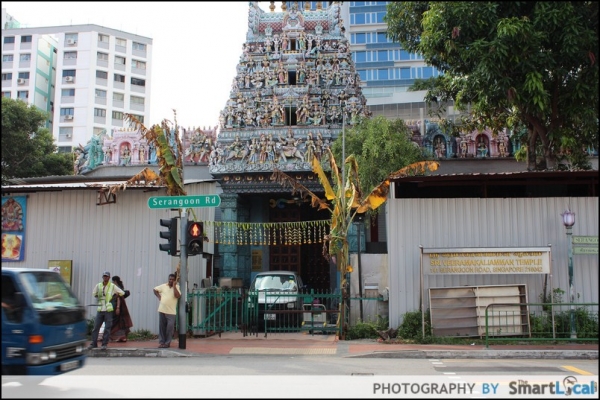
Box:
[561,208,576,339]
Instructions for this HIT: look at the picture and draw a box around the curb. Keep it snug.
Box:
[348,350,599,360]
[86,348,599,360]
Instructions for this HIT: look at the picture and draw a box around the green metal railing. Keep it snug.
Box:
[187,288,343,337]
[484,302,599,348]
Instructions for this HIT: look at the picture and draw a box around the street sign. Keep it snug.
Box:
[572,236,598,256]
[148,195,221,209]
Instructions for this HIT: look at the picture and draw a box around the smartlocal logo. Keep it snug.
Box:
[483,376,597,396]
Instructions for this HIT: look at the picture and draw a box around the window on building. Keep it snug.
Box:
[400,67,411,79]
[351,33,366,44]
[61,88,75,96]
[64,51,77,59]
[2,73,13,81]
[21,36,32,43]
[65,33,78,43]
[131,78,145,86]
[98,34,109,43]
[132,42,146,51]
[116,37,127,47]
[97,52,109,61]
[130,114,144,123]
[377,50,388,62]
[18,72,30,79]
[17,90,28,99]
[94,108,106,117]
[377,32,388,43]
[62,70,76,77]
[19,54,31,62]
[114,74,125,83]
[112,111,124,120]
[352,13,366,24]
[421,67,434,79]
[113,92,124,102]
[130,95,145,105]
[354,51,366,63]
[2,55,13,62]
[96,70,108,79]
[95,89,107,98]
[132,59,146,70]
[377,68,389,80]
[115,56,126,65]
[4,37,15,44]
[1,91,10,98]
[59,127,73,138]
[60,107,74,116]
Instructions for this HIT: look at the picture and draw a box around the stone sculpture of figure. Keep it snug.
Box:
[296,95,311,125]
[498,139,507,157]
[460,140,468,158]
[304,132,316,162]
[103,145,113,164]
[477,138,488,158]
[120,145,131,166]
[139,145,147,164]
[309,103,324,126]
[270,96,285,126]
[149,142,157,164]
[277,61,287,84]
[298,31,306,52]
[328,105,341,124]
[435,137,446,158]
[281,32,289,52]
[74,149,85,174]
[297,62,307,84]
[278,130,304,162]
[315,133,324,161]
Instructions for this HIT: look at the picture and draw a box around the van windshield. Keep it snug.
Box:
[252,275,297,291]
[18,271,80,310]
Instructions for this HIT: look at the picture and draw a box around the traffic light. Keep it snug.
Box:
[187,221,203,256]
[159,218,178,256]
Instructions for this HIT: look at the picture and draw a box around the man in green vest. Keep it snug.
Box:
[88,271,125,350]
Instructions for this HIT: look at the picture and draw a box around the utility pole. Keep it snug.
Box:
[178,210,188,349]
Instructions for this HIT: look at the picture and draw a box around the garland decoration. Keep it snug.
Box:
[200,220,330,246]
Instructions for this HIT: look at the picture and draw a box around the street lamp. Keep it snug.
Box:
[561,208,576,339]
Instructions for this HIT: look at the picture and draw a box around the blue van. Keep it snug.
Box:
[2,268,87,376]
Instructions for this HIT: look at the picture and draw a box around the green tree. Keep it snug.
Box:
[331,115,431,200]
[1,97,73,184]
[386,2,599,170]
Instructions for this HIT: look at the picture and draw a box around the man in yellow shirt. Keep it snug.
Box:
[153,273,181,348]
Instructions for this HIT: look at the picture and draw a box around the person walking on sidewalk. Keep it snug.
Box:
[153,273,181,348]
[88,271,125,350]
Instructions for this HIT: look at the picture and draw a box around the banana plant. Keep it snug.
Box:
[272,147,439,337]
[124,112,186,196]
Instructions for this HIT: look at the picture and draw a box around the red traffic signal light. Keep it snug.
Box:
[187,221,203,256]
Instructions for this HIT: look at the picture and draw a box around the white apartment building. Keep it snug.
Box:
[2,12,152,152]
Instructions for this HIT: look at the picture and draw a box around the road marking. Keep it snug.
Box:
[563,365,595,375]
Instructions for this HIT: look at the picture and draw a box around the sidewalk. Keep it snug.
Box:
[86,332,598,359]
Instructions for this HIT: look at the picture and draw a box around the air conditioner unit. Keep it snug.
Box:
[66,133,72,138]
[65,76,74,82]
[17,78,26,84]
[66,39,76,45]
[64,115,73,120]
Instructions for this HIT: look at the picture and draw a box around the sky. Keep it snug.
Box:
[2,2,276,130]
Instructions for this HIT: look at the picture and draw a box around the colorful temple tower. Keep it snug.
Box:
[209,1,370,289]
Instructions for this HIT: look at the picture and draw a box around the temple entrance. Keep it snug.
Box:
[269,202,330,292]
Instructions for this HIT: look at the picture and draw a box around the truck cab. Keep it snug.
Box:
[2,268,87,376]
